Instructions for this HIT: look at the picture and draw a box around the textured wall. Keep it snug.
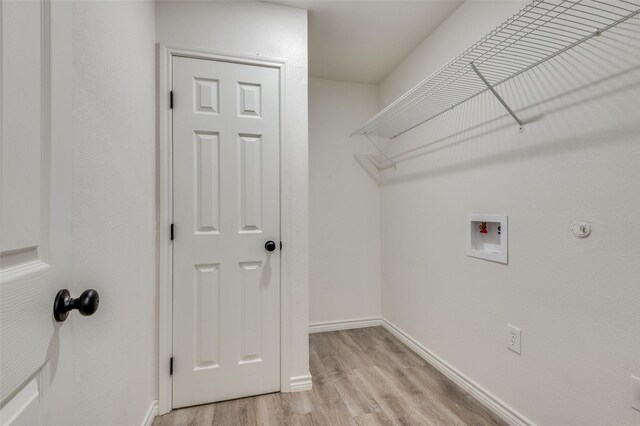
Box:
[72,1,157,424]
[378,1,640,424]
[309,78,382,324]
[155,0,310,388]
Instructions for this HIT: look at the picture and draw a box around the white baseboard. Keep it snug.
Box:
[141,400,158,426]
[380,319,534,426]
[308,317,382,333]
[289,374,313,392]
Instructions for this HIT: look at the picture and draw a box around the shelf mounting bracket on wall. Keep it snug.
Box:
[365,134,396,168]
[470,62,524,133]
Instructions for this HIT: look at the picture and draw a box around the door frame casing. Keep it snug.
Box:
[157,45,288,415]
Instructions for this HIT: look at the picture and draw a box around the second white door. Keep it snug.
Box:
[172,56,281,408]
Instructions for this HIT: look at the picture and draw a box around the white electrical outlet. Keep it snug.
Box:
[507,324,522,355]
[632,375,640,412]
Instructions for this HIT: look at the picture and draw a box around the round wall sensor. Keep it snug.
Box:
[572,220,592,238]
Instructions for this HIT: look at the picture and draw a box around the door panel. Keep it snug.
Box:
[172,57,280,408]
[194,131,220,234]
[238,134,263,232]
[1,0,73,424]
[238,260,264,364]
[194,263,220,370]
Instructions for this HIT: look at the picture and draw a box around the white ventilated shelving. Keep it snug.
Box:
[352,0,640,148]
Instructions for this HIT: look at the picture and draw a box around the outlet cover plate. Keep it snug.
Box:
[507,324,521,355]
[632,375,640,412]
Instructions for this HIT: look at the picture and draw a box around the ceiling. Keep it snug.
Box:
[263,0,463,84]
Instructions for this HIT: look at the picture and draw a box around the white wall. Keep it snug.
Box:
[378,1,640,425]
[309,78,381,324]
[72,1,157,425]
[155,0,310,388]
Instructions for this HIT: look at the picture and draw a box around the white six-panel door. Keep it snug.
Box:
[172,56,281,408]
[0,1,73,424]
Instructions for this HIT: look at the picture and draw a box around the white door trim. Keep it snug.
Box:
[157,44,288,415]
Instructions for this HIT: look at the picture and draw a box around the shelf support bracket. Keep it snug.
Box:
[471,63,524,133]
[365,135,396,169]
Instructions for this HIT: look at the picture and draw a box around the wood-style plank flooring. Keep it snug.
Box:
[154,327,507,426]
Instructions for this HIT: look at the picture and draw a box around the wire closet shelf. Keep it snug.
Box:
[351,0,640,142]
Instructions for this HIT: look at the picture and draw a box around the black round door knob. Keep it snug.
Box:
[265,240,277,252]
[53,289,100,322]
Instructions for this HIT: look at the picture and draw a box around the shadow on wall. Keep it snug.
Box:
[362,17,640,186]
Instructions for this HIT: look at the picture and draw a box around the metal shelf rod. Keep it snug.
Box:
[470,63,524,131]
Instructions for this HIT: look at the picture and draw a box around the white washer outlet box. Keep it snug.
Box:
[467,214,508,264]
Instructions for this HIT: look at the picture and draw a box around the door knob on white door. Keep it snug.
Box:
[264,241,277,252]
[53,289,100,322]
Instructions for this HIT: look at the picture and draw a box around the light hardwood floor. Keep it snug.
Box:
[154,327,507,426]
